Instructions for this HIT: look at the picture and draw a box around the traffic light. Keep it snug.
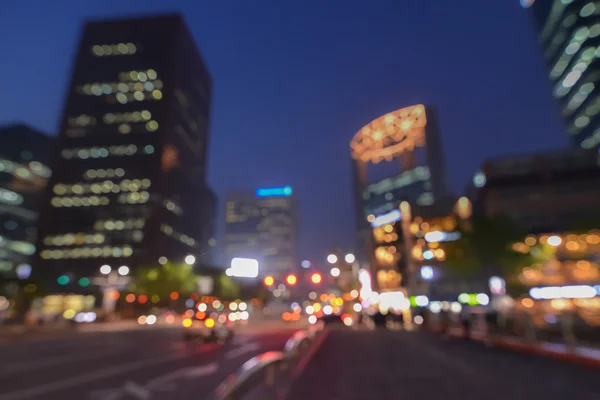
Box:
[286,274,297,285]
[311,273,322,284]
[264,276,275,287]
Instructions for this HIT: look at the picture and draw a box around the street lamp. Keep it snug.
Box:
[100,265,111,275]
[118,265,130,276]
[185,254,196,265]
[327,254,338,264]
[345,253,355,263]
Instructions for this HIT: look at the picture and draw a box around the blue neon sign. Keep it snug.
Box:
[256,186,293,197]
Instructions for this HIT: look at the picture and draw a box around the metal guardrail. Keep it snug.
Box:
[208,327,321,400]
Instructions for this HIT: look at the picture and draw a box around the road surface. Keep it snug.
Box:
[287,328,600,400]
[0,325,295,400]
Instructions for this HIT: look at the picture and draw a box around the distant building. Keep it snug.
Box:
[524,0,600,149]
[34,14,216,290]
[0,124,54,280]
[469,147,600,233]
[350,104,450,280]
[224,187,297,278]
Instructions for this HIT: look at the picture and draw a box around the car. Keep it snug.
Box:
[182,315,233,343]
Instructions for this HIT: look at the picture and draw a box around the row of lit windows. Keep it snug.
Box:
[115,90,162,104]
[0,159,52,179]
[554,46,597,98]
[117,191,150,204]
[68,115,96,127]
[43,233,105,246]
[550,25,599,79]
[81,80,162,97]
[160,224,196,247]
[61,144,154,159]
[40,246,133,260]
[83,168,126,180]
[91,43,136,57]
[120,70,158,82]
[51,196,110,208]
[54,179,151,195]
[94,218,145,231]
[164,200,183,216]
[104,111,152,124]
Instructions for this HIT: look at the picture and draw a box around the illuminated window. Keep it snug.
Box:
[146,121,159,131]
[118,124,131,134]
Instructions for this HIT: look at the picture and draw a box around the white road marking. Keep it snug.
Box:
[0,348,124,375]
[88,362,219,399]
[224,342,260,359]
[0,353,185,400]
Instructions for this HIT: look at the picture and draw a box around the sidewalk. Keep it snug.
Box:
[444,326,600,368]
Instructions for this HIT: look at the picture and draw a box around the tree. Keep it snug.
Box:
[129,261,198,300]
[443,215,534,277]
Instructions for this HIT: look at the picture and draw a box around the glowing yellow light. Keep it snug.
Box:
[521,298,534,308]
[152,90,163,100]
[524,236,536,246]
[146,121,159,132]
[204,318,215,328]
[350,105,427,164]
[182,318,193,328]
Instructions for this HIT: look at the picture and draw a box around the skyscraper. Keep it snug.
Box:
[350,105,450,267]
[524,0,600,149]
[224,187,297,278]
[34,14,215,289]
[0,124,54,280]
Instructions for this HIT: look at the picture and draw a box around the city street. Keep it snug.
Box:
[0,325,296,400]
[287,329,600,400]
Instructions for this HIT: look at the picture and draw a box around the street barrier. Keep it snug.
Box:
[208,325,323,400]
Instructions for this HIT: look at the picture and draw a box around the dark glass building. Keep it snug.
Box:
[525,0,600,149]
[0,124,54,280]
[34,14,216,289]
[224,187,297,278]
[469,147,600,233]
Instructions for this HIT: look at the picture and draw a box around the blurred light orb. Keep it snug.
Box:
[100,264,111,274]
[137,315,147,325]
[185,255,196,265]
[330,267,341,277]
[420,266,434,280]
[301,260,311,269]
[450,302,462,313]
[146,315,157,325]
[353,303,362,312]
[308,315,317,324]
[345,253,355,263]
[520,0,535,8]
[547,235,562,247]
[476,293,490,306]
[118,265,129,275]
[327,254,338,264]
[343,316,353,326]
[414,315,424,325]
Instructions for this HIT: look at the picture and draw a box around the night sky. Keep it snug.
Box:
[0,1,567,268]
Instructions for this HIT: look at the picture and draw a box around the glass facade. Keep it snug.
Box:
[34,15,216,289]
[0,124,54,279]
[224,190,297,277]
[528,0,600,148]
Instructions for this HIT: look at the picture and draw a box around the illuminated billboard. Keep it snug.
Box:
[226,257,259,278]
[256,186,292,197]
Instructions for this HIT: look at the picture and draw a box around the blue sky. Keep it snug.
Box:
[0,0,567,268]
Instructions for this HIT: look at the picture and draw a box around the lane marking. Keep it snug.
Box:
[0,353,186,400]
[224,342,260,359]
[0,348,125,375]
[88,363,219,399]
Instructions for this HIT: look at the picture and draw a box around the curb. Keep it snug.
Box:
[441,329,600,369]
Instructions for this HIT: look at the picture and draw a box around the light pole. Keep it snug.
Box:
[92,264,131,320]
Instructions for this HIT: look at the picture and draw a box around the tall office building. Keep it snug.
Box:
[0,124,54,280]
[224,187,297,278]
[350,105,450,269]
[34,14,216,289]
[524,0,600,149]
